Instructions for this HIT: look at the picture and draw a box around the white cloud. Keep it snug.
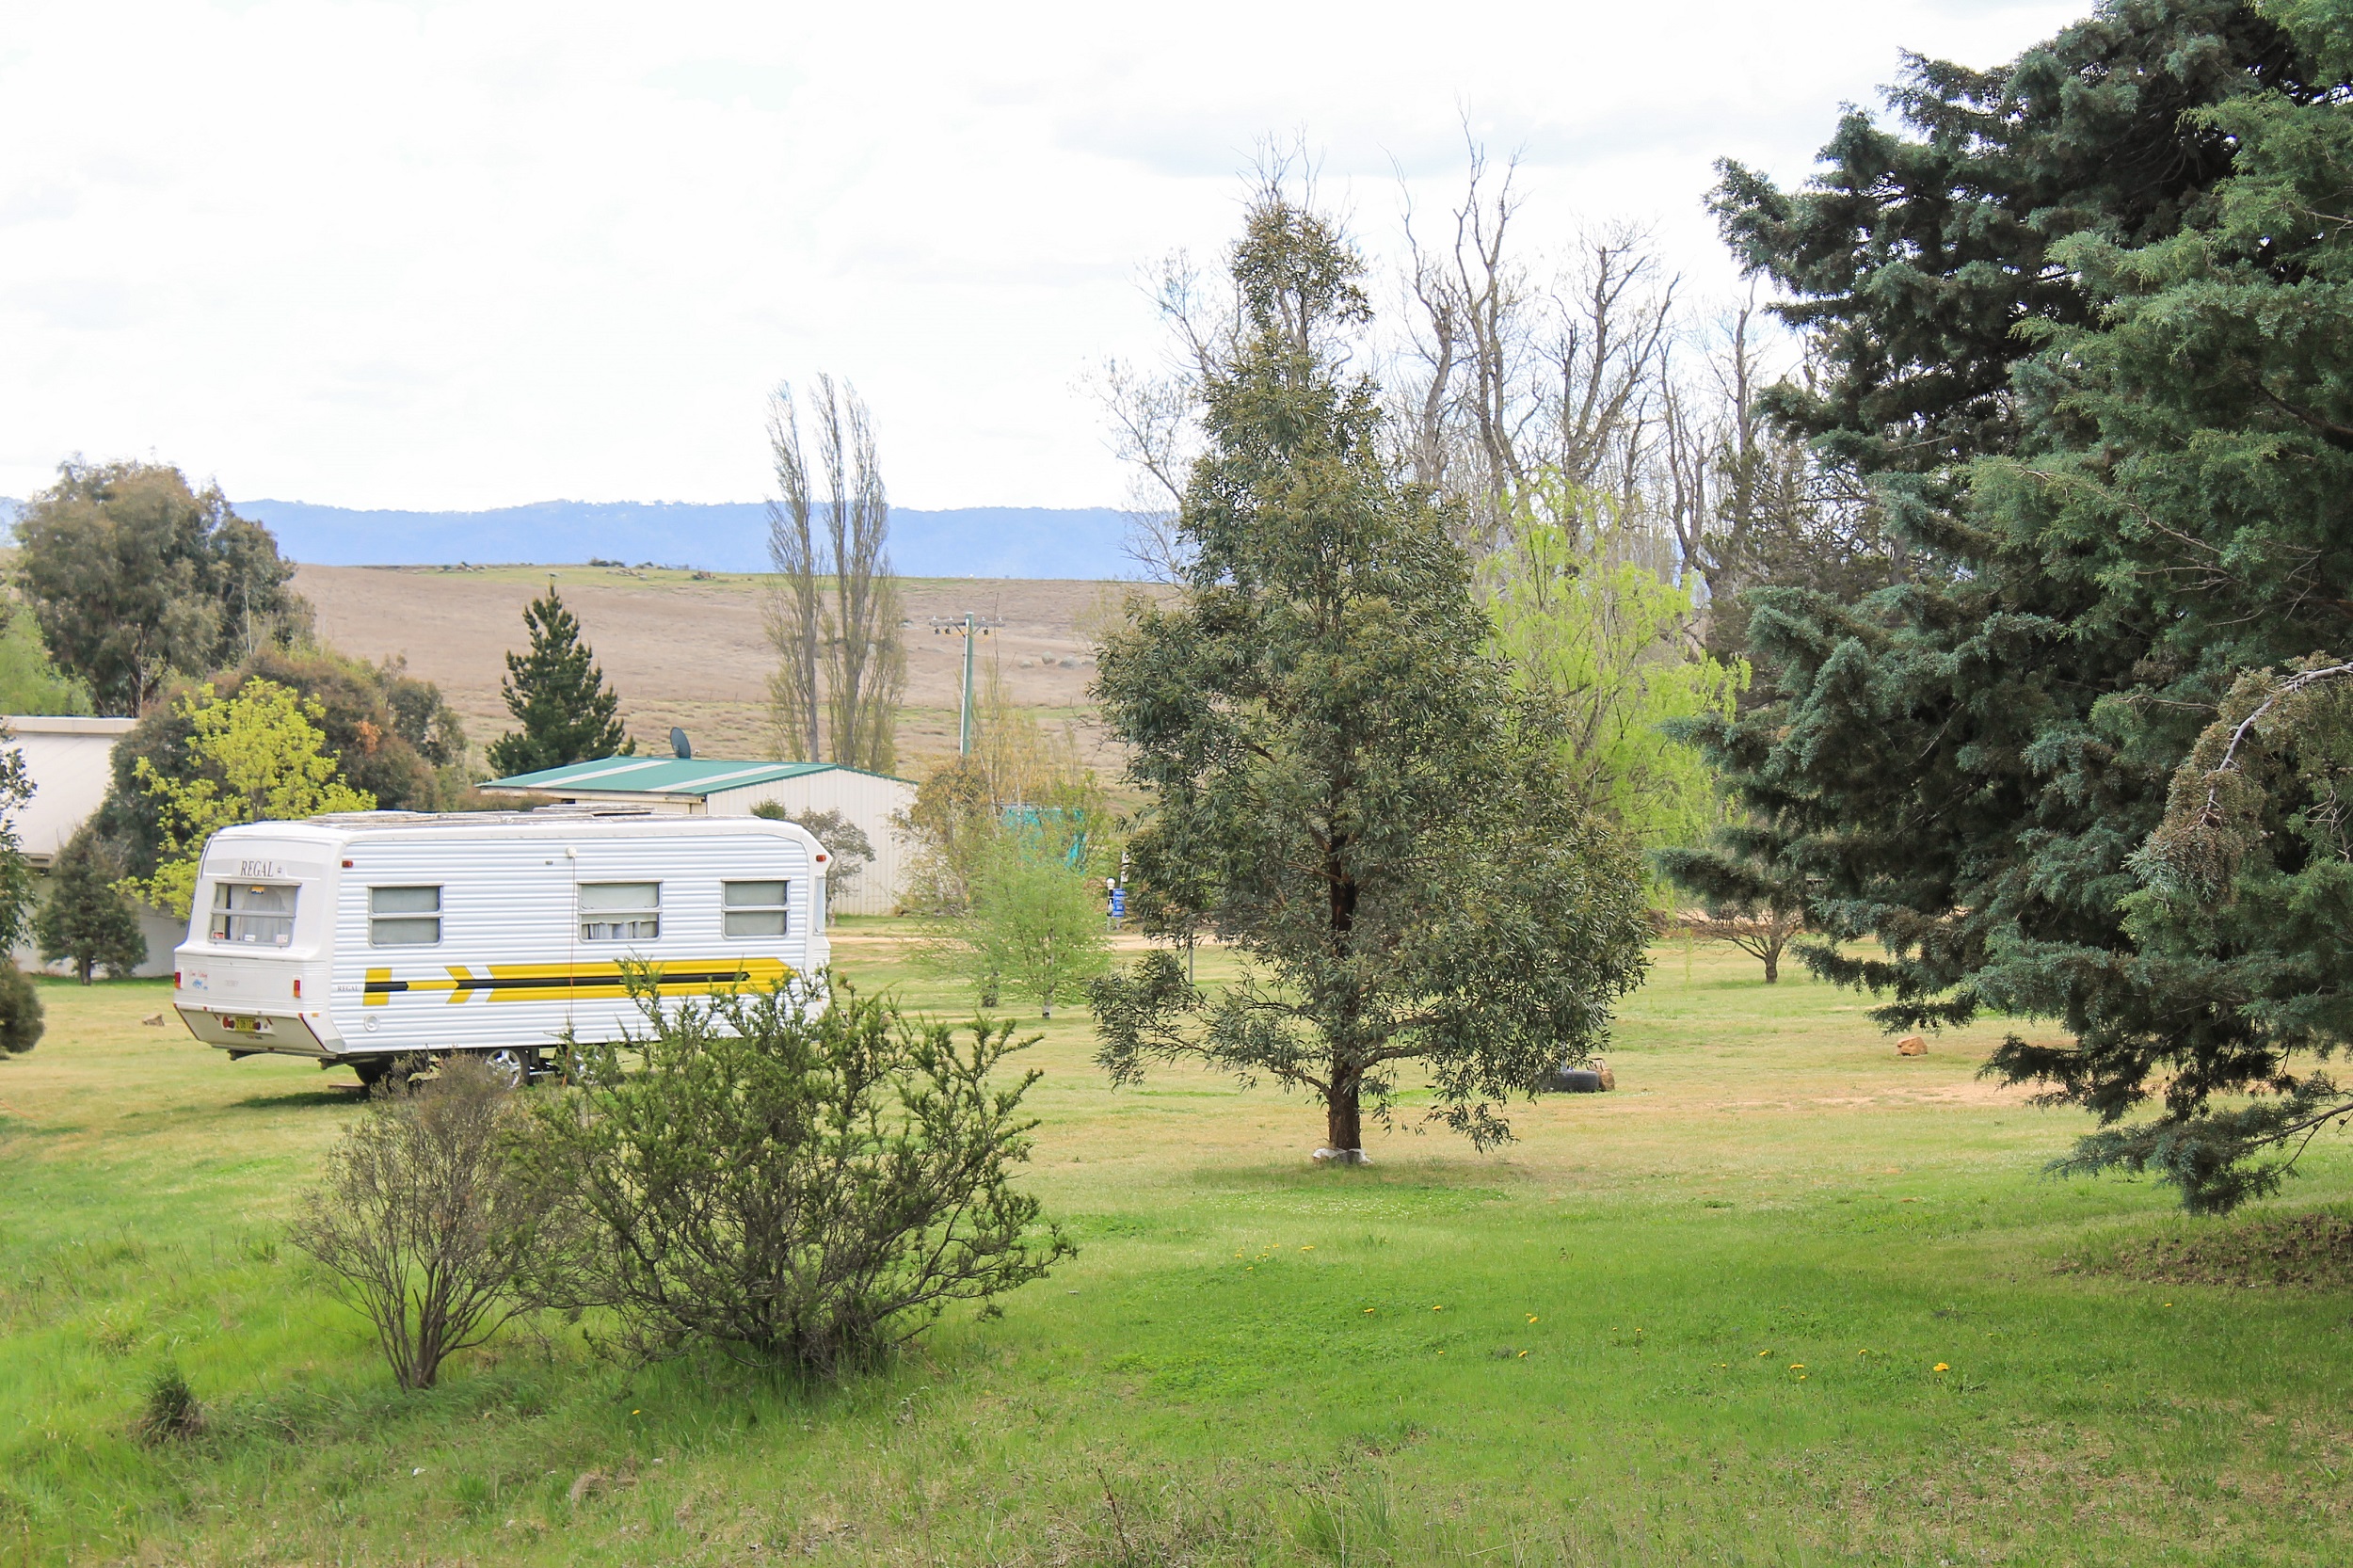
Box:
[0,0,2085,510]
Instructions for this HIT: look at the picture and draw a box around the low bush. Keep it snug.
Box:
[0,961,44,1055]
[289,1056,545,1389]
[515,973,1072,1375]
[136,1361,203,1443]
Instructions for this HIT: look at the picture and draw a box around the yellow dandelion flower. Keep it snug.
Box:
[1517,1351,1528,1358]
[1789,1364,1804,1370]
[1527,1314,1539,1324]
[1301,1245,1314,1251]
[1756,1350,1771,1358]
[1433,1304,1444,1312]
[1934,1363,1949,1373]
[1363,1307,1375,1315]
[1799,1374,1809,1382]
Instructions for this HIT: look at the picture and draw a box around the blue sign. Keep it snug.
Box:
[1109,888,1127,919]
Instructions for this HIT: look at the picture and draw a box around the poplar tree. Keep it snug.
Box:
[1089,184,1651,1156]
[1701,0,2353,1208]
[486,585,632,776]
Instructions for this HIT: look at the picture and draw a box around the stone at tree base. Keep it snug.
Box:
[1897,1034,1928,1057]
[1312,1147,1371,1165]
[1596,1064,1616,1091]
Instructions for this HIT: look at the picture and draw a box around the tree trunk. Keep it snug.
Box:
[1762,945,1780,984]
[1325,1067,1362,1152]
[78,957,93,985]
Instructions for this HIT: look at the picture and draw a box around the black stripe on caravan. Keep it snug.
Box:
[362,967,758,998]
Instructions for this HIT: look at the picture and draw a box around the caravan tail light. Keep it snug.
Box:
[816,853,829,864]
[172,970,181,989]
[293,977,303,1000]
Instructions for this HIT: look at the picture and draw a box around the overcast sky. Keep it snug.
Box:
[1,0,2086,512]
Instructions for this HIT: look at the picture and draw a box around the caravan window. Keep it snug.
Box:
[210,883,296,947]
[580,882,660,941]
[723,881,789,937]
[369,886,441,946]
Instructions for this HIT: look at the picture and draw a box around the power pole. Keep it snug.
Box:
[929,614,1003,755]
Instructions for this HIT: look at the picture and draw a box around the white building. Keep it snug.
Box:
[478,757,917,916]
[6,715,182,977]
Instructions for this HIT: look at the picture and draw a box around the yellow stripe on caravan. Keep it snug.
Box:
[361,957,795,1006]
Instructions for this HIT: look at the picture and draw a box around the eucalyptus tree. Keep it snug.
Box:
[1090,183,1652,1156]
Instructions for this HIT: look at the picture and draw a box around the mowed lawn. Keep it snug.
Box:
[5,932,2352,1565]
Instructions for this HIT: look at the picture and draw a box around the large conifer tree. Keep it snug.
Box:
[1702,0,2352,1208]
[487,586,632,776]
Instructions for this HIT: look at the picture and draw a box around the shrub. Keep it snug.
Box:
[288,1056,543,1390]
[0,962,43,1055]
[515,973,1071,1375]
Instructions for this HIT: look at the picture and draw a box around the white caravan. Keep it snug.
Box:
[172,808,830,1084]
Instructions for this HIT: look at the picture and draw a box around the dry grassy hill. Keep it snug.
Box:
[294,563,1160,777]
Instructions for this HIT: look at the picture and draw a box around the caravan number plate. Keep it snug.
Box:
[217,1015,274,1035]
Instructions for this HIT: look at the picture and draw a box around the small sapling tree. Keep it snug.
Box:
[37,825,147,983]
[924,830,1112,1020]
[514,974,1071,1375]
[1655,824,1811,984]
[289,1056,543,1390]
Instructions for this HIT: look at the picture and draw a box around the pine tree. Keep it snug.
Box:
[1088,183,1652,1155]
[1701,0,2352,1208]
[36,826,146,984]
[486,585,632,776]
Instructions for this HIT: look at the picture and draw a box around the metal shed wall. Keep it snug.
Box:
[702,771,916,916]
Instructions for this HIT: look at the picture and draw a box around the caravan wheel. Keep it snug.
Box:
[470,1048,534,1090]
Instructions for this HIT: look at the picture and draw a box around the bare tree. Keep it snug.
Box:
[1393,138,1677,551]
[288,1057,541,1390]
[763,376,906,770]
[765,384,824,761]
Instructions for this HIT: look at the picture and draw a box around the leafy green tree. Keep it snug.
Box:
[1480,491,1745,857]
[36,826,147,984]
[1698,0,2353,1208]
[0,612,91,714]
[92,652,446,889]
[1089,185,1653,1155]
[128,680,375,917]
[923,831,1111,1020]
[11,459,309,714]
[486,586,632,776]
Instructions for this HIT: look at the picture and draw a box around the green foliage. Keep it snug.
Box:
[1479,493,1745,857]
[0,610,91,714]
[1700,0,2353,1208]
[10,458,310,715]
[515,975,1070,1375]
[486,586,632,776]
[0,959,42,1055]
[922,829,1111,1019]
[35,826,146,984]
[127,680,375,917]
[91,653,456,887]
[1091,187,1653,1154]
[0,735,40,956]
[289,1056,540,1390]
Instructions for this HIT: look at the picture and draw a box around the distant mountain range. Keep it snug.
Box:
[0,497,1138,580]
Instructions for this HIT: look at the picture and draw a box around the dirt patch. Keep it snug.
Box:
[2067,1208,2353,1290]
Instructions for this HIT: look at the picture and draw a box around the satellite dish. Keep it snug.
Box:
[669,728,692,760]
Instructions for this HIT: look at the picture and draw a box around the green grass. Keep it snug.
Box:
[6,937,2353,1564]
